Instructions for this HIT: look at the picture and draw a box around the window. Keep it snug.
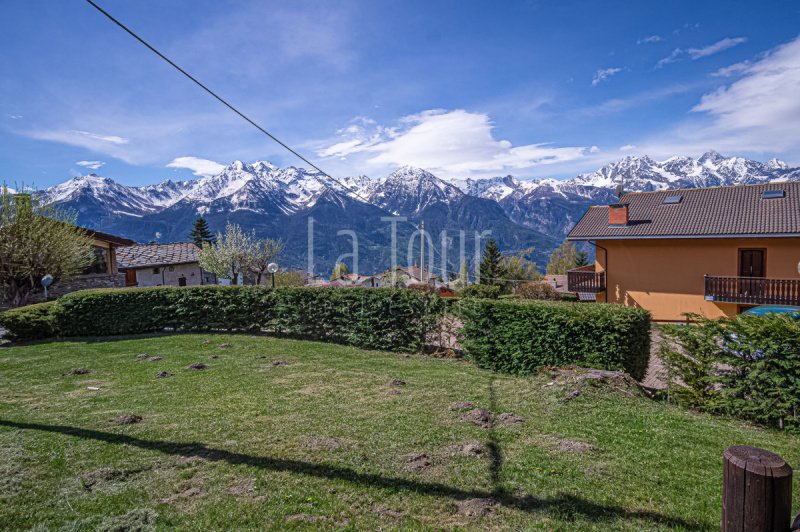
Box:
[82,246,109,275]
[663,195,682,204]
[762,190,785,199]
[152,267,160,274]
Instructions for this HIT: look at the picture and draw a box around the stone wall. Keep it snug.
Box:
[29,273,126,303]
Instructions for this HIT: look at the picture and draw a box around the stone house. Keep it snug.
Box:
[117,242,216,287]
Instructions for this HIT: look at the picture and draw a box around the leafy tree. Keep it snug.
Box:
[575,250,590,267]
[188,217,215,248]
[330,262,351,281]
[500,247,540,291]
[478,238,506,285]
[198,223,255,285]
[274,271,307,287]
[454,260,470,289]
[250,239,284,285]
[0,188,95,307]
[546,241,578,275]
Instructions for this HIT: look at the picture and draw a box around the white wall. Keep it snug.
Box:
[133,263,215,287]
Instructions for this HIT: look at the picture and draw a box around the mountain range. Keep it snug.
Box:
[37,151,800,276]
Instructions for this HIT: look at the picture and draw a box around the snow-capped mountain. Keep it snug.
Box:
[33,151,800,272]
[368,166,463,215]
[459,151,800,236]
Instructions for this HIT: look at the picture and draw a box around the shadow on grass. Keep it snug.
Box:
[0,419,703,529]
[486,375,504,490]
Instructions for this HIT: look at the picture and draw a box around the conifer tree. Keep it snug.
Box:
[188,217,214,247]
[478,238,506,285]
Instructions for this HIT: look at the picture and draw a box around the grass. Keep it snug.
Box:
[0,334,798,530]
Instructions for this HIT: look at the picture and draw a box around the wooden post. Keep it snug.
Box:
[722,445,793,531]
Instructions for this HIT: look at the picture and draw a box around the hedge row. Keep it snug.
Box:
[456,298,651,379]
[1,286,652,377]
[0,286,444,352]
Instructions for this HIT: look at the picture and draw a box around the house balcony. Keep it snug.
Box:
[567,265,606,293]
[704,275,800,306]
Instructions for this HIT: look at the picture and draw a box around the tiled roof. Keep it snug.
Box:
[568,181,800,240]
[117,242,200,268]
[393,266,440,281]
[543,274,571,294]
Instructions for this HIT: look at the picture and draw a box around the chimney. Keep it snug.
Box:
[608,203,629,226]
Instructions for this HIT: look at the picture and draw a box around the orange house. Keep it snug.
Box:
[566,182,800,322]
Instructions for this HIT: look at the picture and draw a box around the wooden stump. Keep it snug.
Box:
[722,445,793,531]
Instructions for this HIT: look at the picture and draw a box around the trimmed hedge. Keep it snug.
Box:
[457,299,651,379]
[1,286,444,352]
[459,284,503,299]
[0,301,57,341]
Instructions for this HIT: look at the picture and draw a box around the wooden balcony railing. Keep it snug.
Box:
[704,275,800,306]
[567,266,606,293]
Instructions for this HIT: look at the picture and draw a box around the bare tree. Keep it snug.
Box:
[251,238,284,285]
[0,188,94,307]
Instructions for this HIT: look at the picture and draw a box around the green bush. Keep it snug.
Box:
[459,284,502,299]
[457,299,651,379]
[661,313,800,430]
[0,301,57,341]
[8,286,442,353]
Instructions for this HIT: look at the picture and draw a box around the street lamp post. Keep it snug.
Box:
[267,262,279,288]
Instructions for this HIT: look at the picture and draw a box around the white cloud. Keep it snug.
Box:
[620,144,636,152]
[76,160,105,170]
[687,37,747,59]
[70,130,129,145]
[656,37,747,68]
[712,60,752,77]
[166,156,225,177]
[591,67,622,86]
[316,109,593,178]
[7,114,22,120]
[656,48,684,68]
[637,35,662,44]
[637,35,800,158]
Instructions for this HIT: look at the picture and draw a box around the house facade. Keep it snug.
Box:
[567,182,800,322]
[117,242,216,287]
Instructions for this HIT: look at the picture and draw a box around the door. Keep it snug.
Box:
[738,249,765,302]
[124,269,138,287]
[178,276,187,287]
[739,249,765,277]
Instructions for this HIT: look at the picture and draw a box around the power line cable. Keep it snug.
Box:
[84,0,374,206]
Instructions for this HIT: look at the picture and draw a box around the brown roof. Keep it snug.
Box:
[544,275,571,294]
[117,242,200,269]
[82,228,136,246]
[567,182,800,240]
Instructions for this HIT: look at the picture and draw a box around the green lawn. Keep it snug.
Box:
[0,334,798,531]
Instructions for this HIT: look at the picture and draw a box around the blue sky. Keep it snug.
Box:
[2,0,799,187]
